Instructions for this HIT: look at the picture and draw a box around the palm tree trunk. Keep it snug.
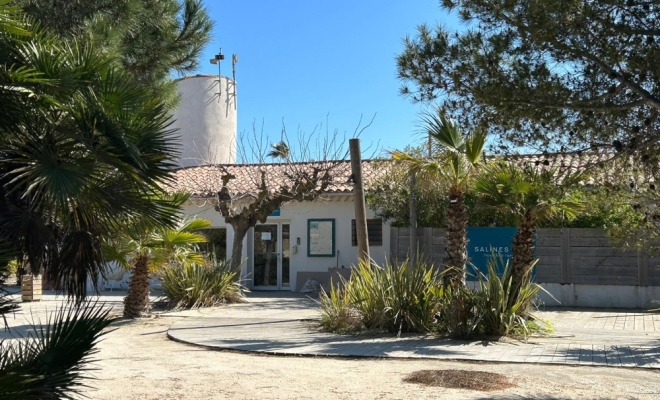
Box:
[443,187,468,287]
[123,254,151,318]
[510,212,536,301]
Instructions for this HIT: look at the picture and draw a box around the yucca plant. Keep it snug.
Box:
[160,255,246,309]
[318,281,364,334]
[319,259,442,336]
[473,256,553,339]
[0,302,115,399]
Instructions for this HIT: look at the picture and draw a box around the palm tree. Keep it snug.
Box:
[474,161,583,299]
[105,215,211,318]
[0,1,180,298]
[0,2,197,397]
[392,108,486,286]
[267,140,290,161]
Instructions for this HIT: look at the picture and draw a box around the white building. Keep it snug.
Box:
[163,74,391,291]
[172,161,391,291]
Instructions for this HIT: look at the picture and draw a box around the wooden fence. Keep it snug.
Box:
[390,227,660,286]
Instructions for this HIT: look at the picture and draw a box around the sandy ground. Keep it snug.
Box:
[89,316,660,400]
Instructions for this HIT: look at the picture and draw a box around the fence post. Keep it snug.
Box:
[560,228,571,284]
[390,227,399,264]
[409,170,417,264]
[423,227,433,264]
[638,250,649,286]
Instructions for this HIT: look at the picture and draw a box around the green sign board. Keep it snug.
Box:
[466,227,522,280]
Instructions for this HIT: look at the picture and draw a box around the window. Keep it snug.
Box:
[307,219,336,257]
[196,228,227,260]
[351,219,383,246]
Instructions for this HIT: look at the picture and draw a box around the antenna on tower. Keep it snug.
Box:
[232,54,238,82]
[209,47,225,98]
[232,54,238,109]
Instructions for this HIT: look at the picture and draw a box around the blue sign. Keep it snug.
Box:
[269,208,281,217]
[466,227,517,280]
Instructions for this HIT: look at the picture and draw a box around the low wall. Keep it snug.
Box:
[538,283,660,309]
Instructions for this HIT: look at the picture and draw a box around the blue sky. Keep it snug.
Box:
[194,0,460,158]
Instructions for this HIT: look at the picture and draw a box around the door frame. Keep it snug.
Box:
[252,221,290,291]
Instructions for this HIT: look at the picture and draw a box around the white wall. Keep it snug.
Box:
[181,196,391,291]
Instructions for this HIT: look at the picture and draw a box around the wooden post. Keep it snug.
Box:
[390,226,399,263]
[409,169,417,264]
[349,139,369,263]
[560,228,571,284]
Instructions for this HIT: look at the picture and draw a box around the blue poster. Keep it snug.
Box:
[268,208,281,217]
[466,227,518,280]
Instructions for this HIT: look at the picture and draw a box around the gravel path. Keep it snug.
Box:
[3,291,660,399]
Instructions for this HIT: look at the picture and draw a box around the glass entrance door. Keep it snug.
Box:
[253,223,290,290]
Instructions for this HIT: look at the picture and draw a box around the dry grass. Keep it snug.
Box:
[403,369,516,392]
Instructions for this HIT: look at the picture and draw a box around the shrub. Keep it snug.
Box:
[432,284,482,339]
[318,281,364,334]
[160,256,245,309]
[473,257,553,338]
[319,259,442,336]
[5,260,18,277]
[319,257,552,340]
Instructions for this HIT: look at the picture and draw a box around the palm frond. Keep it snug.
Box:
[419,107,465,153]
[464,129,487,166]
[267,141,290,160]
[475,161,585,225]
[0,302,115,399]
[178,218,211,232]
[0,0,31,36]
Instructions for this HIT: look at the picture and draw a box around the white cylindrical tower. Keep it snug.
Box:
[171,74,237,167]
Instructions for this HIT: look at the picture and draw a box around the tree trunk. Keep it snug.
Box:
[443,187,468,287]
[123,254,151,318]
[230,225,248,274]
[510,212,536,302]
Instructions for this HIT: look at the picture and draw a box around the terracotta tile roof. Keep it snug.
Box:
[168,151,620,198]
[169,159,384,197]
[504,151,617,184]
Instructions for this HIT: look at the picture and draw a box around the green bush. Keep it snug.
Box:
[5,260,19,276]
[160,257,246,309]
[320,257,552,340]
[319,259,442,336]
[432,284,482,339]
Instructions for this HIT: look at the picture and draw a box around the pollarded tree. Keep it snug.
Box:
[474,161,583,300]
[392,108,486,286]
[175,119,374,273]
[397,0,660,160]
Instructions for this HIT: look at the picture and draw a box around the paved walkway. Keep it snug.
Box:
[168,292,660,369]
